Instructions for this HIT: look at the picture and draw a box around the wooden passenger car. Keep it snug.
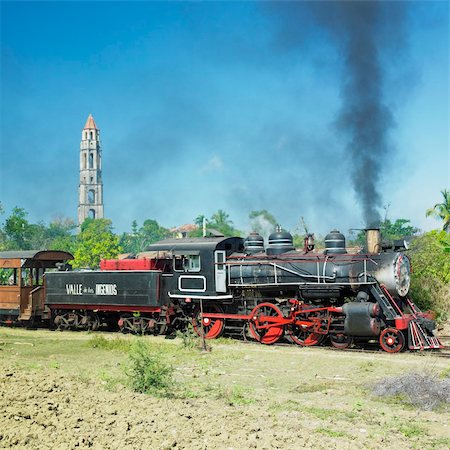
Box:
[0,250,73,323]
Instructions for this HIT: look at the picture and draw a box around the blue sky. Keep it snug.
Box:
[1,1,448,237]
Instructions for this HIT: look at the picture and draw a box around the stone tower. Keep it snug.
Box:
[78,114,104,225]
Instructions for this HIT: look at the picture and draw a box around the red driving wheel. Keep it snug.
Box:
[192,303,225,339]
[287,307,326,346]
[249,302,284,345]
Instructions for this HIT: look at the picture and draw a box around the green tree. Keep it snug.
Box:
[211,209,231,228]
[408,230,450,322]
[1,206,76,251]
[119,220,142,254]
[72,218,121,269]
[194,215,206,228]
[27,222,49,249]
[120,219,169,254]
[249,210,277,236]
[426,189,450,232]
[139,219,170,248]
[381,219,419,240]
[47,218,77,254]
[187,215,206,238]
[3,207,32,250]
[353,218,419,246]
[209,209,240,237]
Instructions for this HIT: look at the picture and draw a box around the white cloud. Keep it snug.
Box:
[199,154,224,173]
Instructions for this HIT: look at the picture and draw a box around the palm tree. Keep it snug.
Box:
[194,215,206,228]
[210,209,232,228]
[426,189,450,232]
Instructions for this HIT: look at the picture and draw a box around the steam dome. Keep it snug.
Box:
[244,232,265,254]
[324,229,347,254]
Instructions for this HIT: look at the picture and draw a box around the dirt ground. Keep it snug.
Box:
[0,329,449,450]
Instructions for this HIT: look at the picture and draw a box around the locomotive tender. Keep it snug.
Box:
[0,228,443,353]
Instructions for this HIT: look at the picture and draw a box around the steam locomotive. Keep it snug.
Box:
[0,228,443,353]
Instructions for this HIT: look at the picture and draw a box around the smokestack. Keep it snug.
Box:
[366,228,381,254]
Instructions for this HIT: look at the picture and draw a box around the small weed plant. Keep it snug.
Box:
[397,422,426,438]
[126,339,174,396]
[176,324,201,349]
[219,385,254,406]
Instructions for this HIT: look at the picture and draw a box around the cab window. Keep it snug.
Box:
[173,254,201,272]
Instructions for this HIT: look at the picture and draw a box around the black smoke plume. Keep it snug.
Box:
[329,2,397,227]
[270,1,406,227]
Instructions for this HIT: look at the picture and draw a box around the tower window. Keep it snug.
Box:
[83,153,87,169]
[88,190,95,204]
[89,153,94,169]
[88,209,96,219]
[90,131,94,139]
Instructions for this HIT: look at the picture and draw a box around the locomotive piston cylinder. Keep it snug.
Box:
[343,302,381,336]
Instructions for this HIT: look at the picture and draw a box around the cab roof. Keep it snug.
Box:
[146,237,243,253]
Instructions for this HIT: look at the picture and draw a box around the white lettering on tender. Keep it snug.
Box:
[65,284,83,295]
[95,284,118,296]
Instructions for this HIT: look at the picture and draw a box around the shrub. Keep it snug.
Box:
[126,339,174,396]
[373,372,450,410]
[408,230,450,322]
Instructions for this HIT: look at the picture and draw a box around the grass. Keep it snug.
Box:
[315,427,352,439]
[440,366,450,379]
[0,328,449,449]
[269,401,358,421]
[428,437,450,449]
[303,405,358,421]
[396,422,427,438]
[290,381,332,394]
[86,334,132,352]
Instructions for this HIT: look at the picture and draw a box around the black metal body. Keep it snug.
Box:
[45,271,162,308]
[227,250,410,300]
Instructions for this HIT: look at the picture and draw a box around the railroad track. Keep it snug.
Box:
[234,335,450,358]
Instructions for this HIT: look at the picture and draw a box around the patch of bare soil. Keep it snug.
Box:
[0,368,322,450]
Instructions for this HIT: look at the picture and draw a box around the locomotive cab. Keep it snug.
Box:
[146,237,244,301]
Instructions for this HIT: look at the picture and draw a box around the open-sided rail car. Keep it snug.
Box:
[0,250,73,323]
